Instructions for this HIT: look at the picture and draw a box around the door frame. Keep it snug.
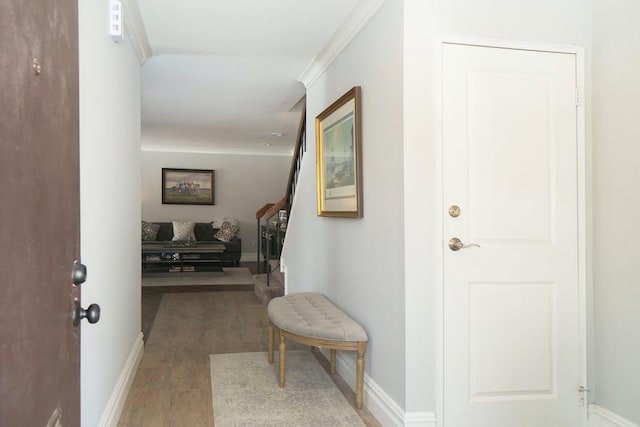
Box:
[433,36,588,427]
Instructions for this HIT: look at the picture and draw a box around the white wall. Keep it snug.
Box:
[78,1,142,425]
[592,0,640,423]
[283,0,406,408]
[141,150,291,258]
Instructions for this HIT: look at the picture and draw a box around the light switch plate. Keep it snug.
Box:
[109,0,124,42]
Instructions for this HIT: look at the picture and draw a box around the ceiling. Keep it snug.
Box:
[137,0,360,155]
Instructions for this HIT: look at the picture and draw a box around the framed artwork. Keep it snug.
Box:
[315,86,362,218]
[162,168,215,205]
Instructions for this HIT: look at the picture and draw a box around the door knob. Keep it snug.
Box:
[72,261,87,286]
[448,237,481,251]
[73,300,100,326]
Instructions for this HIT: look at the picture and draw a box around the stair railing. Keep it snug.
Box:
[255,99,306,283]
[255,203,274,273]
[285,102,306,216]
[262,198,285,284]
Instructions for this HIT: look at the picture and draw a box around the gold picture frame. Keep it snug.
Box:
[315,86,363,218]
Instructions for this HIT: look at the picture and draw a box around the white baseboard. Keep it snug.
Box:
[98,332,144,427]
[319,349,436,426]
[589,405,639,427]
[404,411,438,426]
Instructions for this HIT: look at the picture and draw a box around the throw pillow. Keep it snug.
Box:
[213,221,239,242]
[141,221,160,241]
[211,217,239,229]
[172,221,196,241]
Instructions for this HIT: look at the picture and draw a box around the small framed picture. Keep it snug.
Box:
[315,86,363,218]
[162,168,215,205]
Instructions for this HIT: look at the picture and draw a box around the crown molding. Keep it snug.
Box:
[123,0,153,64]
[298,0,389,88]
[141,144,293,157]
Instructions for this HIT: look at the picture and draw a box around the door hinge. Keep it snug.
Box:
[575,88,584,106]
[578,385,590,407]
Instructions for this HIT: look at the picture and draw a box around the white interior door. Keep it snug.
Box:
[442,42,582,427]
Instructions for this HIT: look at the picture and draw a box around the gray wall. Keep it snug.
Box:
[283,0,406,407]
[79,0,142,425]
[141,150,291,258]
[592,0,640,422]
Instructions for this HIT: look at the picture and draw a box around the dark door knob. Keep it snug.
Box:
[72,261,87,286]
[73,301,100,326]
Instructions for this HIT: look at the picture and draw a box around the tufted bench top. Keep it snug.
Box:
[267,292,368,342]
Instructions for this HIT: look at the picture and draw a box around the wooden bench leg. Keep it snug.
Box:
[330,349,337,374]
[268,322,274,364]
[356,344,365,409]
[278,332,286,387]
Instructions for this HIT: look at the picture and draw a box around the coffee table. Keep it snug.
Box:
[142,243,226,273]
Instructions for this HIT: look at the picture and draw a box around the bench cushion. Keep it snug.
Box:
[268,292,368,342]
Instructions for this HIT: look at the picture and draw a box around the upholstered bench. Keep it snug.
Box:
[267,292,369,409]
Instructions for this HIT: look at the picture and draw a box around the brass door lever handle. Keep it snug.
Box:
[448,237,481,251]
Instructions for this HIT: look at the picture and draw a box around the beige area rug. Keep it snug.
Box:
[210,351,365,426]
[141,267,254,287]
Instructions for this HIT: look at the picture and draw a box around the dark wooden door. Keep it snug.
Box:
[0,0,81,425]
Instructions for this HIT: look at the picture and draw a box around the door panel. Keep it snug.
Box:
[467,70,554,243]
[0,0,80,425]
[469,282,555,399]
[442,43,580,427]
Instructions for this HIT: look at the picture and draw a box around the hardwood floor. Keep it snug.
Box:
[119,263,380,426]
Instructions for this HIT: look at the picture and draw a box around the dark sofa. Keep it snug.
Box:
[145,222,241,266]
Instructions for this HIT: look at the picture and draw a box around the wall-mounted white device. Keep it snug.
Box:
[109,0,124,42]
